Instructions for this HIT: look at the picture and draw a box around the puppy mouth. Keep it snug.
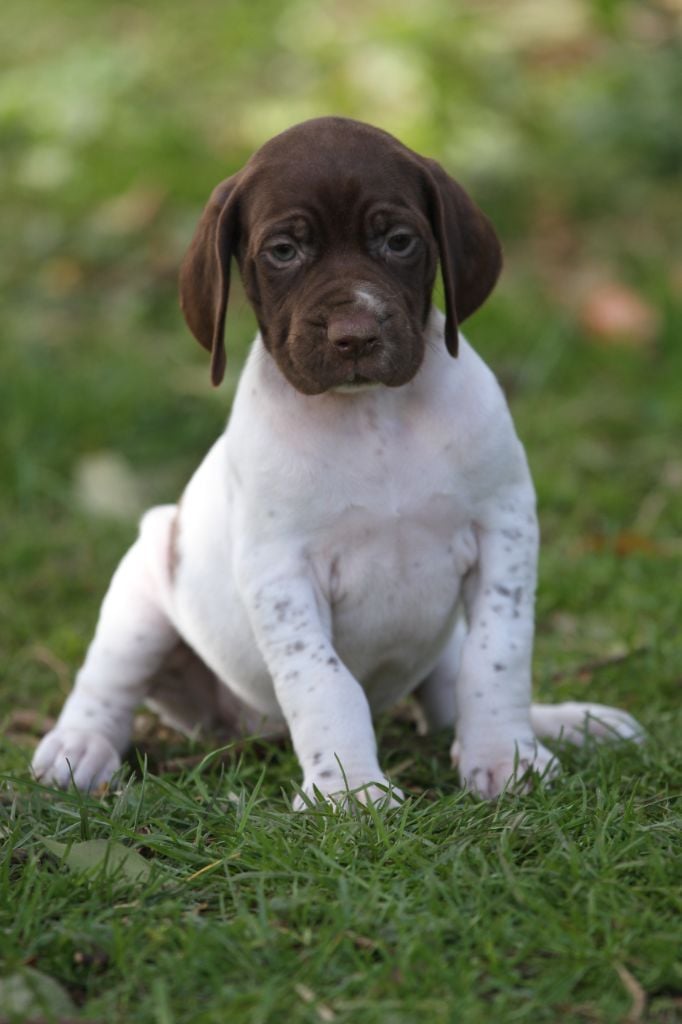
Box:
[332,372,382,394]
[346,371,375,386]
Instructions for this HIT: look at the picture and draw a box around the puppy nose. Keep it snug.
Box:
[327,312,379,358]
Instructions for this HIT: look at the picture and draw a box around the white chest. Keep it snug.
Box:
[174,326,511,713]
[304,440,479,706]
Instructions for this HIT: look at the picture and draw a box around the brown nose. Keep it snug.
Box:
[327,312,379,359]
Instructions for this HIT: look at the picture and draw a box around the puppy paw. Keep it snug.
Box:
[292,771,404,812]
[544,701,645,745]
[32,728,121,791]
[454,736,559,799]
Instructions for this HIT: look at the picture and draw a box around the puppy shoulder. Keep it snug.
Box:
[424,309,505,412]
[427,324,532,497]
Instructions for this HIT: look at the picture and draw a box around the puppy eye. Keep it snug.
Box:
[270,242,298,263]
[385,231,415,255]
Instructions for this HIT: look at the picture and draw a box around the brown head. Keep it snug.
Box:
[179,116,502,394]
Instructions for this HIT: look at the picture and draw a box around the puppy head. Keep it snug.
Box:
[180,117,502,393]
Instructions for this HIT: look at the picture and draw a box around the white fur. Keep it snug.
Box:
[354,285,386,317]
[32,309,643,803]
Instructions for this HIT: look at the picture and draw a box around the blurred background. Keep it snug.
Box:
[1,0,680,723]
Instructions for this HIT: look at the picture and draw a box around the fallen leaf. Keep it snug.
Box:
[73,450,145,522]
[41,838,152,883]
[5,709,56,736]
[0,967,75,1017]
[582,532,661,556]
[613,532,660,557]
[346,930,379,951]
[91,184,165,236]
[295,983,316,1004]
[579,282,660,348]
[41,256,84,297]
[614,962,646,1023]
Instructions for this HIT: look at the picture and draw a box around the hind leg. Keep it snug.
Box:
[529,701,643,745]
[145,641,285,740]
[450,700,643,767]
[419,624,643,767]
[414,617,465,733]
[32,507,181,790]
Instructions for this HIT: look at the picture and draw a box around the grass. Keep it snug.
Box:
[2,1,682,1020]
[2,730,681,1023]
[2,285,681,1024]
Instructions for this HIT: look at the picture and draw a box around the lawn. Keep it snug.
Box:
[1,2,681,1022]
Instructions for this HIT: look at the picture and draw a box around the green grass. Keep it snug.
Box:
[2,282,681,1024]
[2,730,681,1023]
[2,1,682,1020]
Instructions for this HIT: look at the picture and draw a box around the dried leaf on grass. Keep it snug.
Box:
[41,838,151,883]
[90,184,166,236]
[293,983,336,1022]
[582,531,664,556]
[5,709,56,737]
[579,282,660,348]
[0,967,76,1018]
[614,962,647,1023]
[73,450,145,523]
[551,645,649,684]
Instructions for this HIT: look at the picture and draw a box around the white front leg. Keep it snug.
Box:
[240,563,400,808]
[454,485,558,797]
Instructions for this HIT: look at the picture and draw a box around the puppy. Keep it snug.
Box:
[32,117,642,805]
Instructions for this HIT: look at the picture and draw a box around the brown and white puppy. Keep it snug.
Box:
[32,117,642,805]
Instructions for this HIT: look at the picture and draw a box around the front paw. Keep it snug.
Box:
[32,728,121,791]
[292,770,404,812]
[453,736,559,799]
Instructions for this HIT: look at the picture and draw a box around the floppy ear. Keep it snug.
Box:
[179,174,241,386]
[421,158,502,357]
